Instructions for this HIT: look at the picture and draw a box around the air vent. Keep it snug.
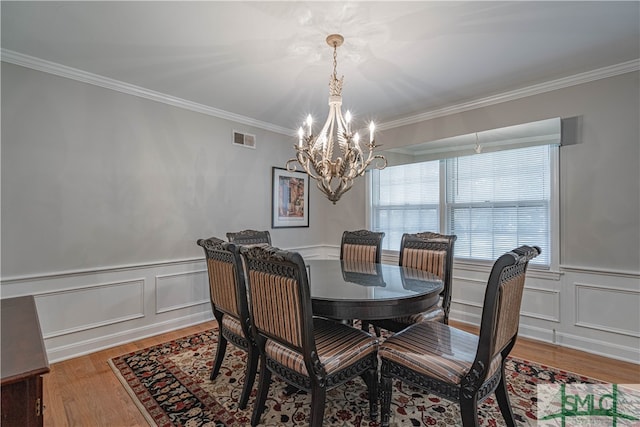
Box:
[233,130,256,149]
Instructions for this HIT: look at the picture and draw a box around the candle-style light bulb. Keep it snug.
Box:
[306,114,313,137]
[354,132,360,145]
[298,127,304,147]
[369,121,375,144]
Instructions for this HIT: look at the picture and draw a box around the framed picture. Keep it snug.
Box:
[271,167,310,228]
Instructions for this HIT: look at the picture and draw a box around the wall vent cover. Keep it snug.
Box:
[233,130,256,149]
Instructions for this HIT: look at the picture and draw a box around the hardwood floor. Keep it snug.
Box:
[43,320,640,426]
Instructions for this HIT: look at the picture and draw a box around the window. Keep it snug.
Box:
[370,144,556,267]
[370,162,440,251]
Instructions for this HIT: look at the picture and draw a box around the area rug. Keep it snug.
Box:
[109,327,602,427]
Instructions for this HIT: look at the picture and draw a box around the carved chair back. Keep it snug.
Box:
[226,229,272,245]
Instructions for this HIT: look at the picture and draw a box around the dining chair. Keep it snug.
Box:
[226,229,271,245]
[340,229,385,263]
[379,245,541,427]
[372,232,456,334]
[196,237,258,410]
[341,230,385,333]
[237,244,379,427]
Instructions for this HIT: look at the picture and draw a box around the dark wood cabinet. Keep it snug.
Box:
[1,296,49,426]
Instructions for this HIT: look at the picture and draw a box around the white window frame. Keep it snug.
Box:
[367,145,560,273]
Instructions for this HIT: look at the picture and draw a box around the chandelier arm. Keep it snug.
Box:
[290,148,325,182]
[310,157,326,179]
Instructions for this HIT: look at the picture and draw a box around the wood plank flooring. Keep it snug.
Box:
[43,320,640,426]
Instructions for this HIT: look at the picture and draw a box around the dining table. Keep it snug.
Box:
[306,259,443,321]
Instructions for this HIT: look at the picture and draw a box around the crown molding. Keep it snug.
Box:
[1,49,295,136]
[377,59,640,131]
[3,48,637,134]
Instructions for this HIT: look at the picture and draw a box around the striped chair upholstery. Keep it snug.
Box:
[340,230,385,263]
[372,232,456,333]
[226,229,271,245]
[196,237,258,410]
[380,245,541,427]
[238,244,379,427]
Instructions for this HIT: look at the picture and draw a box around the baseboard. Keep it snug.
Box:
[554,330,640,365]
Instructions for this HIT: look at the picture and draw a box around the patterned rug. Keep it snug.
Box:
[109,327,602,427]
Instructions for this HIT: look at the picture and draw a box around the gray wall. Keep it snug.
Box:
[1,62,360,278]
[2,64,638,277]
[376,71,640,272]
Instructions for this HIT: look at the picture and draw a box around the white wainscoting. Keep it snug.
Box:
[1,245,638,364]
[0,259,213,363]
[451,264,639,364]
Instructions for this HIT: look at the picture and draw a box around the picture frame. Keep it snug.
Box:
[271,167,310,228]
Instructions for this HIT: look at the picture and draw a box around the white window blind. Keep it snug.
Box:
[370,144,554,266]
[445,145,551,265]
[371,161,440,251]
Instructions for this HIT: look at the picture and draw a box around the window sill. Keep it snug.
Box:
[382,250,561,281]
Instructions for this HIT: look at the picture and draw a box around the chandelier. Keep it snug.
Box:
[286,34,387,204]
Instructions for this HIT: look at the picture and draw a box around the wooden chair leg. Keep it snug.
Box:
[251,356,271,427]
[380,363,393,427]
[309,385,326,427]
[239,347,259,410]
[495,374,516,427]
[210,334,228,380]
[366,363,378,420]
[460,394,480,427]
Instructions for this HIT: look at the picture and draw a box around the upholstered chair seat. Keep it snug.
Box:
[379,321,502,385]
[220,315,245,340]
[264,317,378,377]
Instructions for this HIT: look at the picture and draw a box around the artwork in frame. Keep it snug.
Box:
[272,167,310,228]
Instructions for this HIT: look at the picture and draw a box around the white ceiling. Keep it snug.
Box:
[2,1,639,133]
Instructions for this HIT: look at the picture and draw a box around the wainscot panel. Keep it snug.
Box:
[155,270,209,314]
[35,279,145,338]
